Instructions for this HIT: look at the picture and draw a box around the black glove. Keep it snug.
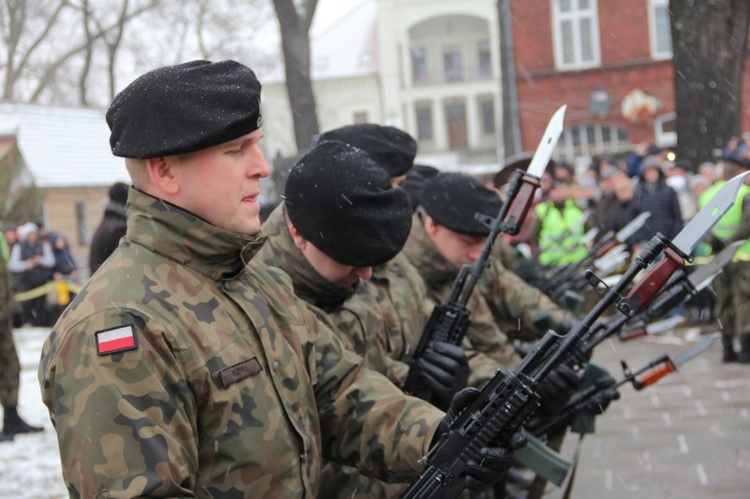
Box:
[433,388,528,492]
[537,364,583,416]
[583,376,621,415]
[410,341,470,411]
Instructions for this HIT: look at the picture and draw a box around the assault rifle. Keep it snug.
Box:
[536,212,650,297]
[528,333,721,440]
[402,105,567,401]
[402,172,749,498]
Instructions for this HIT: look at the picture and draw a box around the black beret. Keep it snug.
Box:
[403,164,440,210]
[421,173,502,236]
[318,124,417,177]
[284,141,412,267]
[106,60,263,158]
[493,151,556,188]
[108,182,129,205]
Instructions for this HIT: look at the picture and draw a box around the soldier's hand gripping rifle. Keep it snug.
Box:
[402,228,686,498]
[402,105,567,402]
[401,173,749,499]
[528,333,721,440]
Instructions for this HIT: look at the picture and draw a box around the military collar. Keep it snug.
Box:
[402,212,457,290]
[125,188,266,282]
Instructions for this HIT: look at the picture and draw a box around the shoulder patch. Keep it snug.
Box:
[96,325,138,356]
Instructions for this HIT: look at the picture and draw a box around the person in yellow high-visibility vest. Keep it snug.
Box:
[529,179,589,267]
[700,156,750,362]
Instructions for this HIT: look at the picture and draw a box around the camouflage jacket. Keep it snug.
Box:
[402,213,521,369]
[38,189,442,498]
[0,252,13,321]
[479,255,575,342]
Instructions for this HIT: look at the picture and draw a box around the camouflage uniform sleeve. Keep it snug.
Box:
[38,311,198,498]
[304,304,444,483]
[464,291,522,370]
[481,259,574,342]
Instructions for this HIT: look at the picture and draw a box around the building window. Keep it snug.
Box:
[353,111,368,124]
[478,40,492,79]
[552,0,601,70]
[75,201,88,246]
[556,123,630,159]
[445,100,468,150]
[479,98,496,135]
[415,102,433,141]
[411,47,428,85]
[654,113,677,147]
[649,0,672,59]
[443,45,463,83]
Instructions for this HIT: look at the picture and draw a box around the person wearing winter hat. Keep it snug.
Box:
[39,59,517,498]
[88,181,129,275]
[0,229,44,441]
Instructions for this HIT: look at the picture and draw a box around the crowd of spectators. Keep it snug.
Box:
[0,221,79,327]
[503,139,744,325]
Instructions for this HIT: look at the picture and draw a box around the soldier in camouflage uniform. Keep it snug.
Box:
[37,60,462,498]
[1,234,43,442]
[258,139,521,497]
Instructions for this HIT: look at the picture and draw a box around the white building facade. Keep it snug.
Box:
[260,0,502,175]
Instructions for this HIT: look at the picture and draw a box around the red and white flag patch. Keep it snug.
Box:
[96,325,137,356]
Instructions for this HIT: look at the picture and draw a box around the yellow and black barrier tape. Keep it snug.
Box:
[14,280,82,305]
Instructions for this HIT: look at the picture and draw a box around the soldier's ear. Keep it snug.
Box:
[287,222,309,251]
[145,157,179,195]
[423,214,439,238]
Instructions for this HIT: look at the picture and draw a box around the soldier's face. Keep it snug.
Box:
[426,218,486,267]
[172,129,269,235]
[297,237,372,287]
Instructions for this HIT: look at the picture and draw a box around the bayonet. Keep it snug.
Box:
[630,333,721,389]
[618,171,750,315]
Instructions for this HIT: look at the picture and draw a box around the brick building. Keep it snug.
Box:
[509,0,750,167]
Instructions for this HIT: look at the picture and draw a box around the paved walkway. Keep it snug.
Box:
[548,325,750,499]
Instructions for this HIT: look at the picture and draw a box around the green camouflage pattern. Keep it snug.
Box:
[402,214,521,370]
[38,189,442,498]
[258,205,499,497]
[479,255,575,342]
[0,253,20,407]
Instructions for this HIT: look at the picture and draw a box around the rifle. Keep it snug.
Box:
[402,172,748,498]
[401,105,566,401]
[528,333,721,440]
[583,238,745,348]
[536,212,650,296]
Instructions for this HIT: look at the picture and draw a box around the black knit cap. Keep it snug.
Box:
[403,164,440,210]
[284,141,412,267]
[106,60,263,158]
[421,173,502,236]
[318,124,417,177]
[108,182,129,205]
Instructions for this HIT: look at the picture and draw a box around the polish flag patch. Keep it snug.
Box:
[96,325,137,356]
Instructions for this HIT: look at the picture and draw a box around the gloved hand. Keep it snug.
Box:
[410,341,470,411]
[583,375,621,415]
[433,388,528,492]
[537,364,583,416]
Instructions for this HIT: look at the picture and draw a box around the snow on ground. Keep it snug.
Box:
[0,328,67,499]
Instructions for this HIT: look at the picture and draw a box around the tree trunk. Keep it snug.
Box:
[272,0,319,154]
[670,0,750,169]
